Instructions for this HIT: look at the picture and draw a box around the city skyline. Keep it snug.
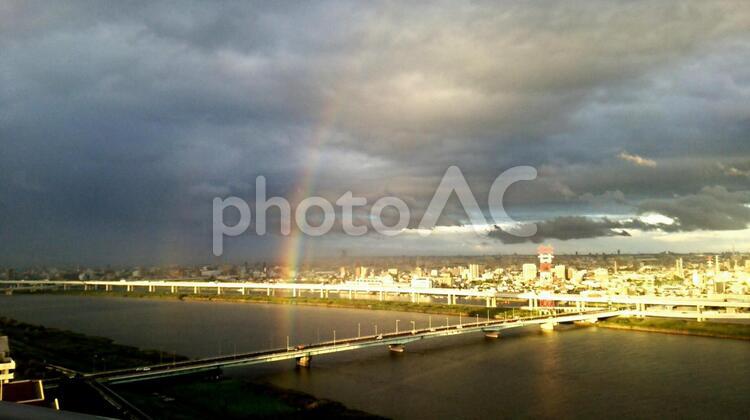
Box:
[3,1,750,266]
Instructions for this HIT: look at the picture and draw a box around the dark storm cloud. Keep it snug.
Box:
[639,186,750,231]
[1,1,750,264]
[490,217,632,244]
[490,186,750,243]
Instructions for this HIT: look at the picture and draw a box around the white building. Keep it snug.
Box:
[411,277,433,289]
[553,264,567,280]
[1,336,15,384]
[522,264,537,283]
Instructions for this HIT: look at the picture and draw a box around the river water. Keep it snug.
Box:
[1,295,748,419]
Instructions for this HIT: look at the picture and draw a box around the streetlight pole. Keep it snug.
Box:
[358,323,361,338]
[333,330,336,345]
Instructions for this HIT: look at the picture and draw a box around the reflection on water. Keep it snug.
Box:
[1,295,748,419]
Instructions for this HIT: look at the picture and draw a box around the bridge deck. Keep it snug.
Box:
[86,310,624,384]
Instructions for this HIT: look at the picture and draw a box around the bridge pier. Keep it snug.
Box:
[106,285,111,292]
[379,291,384,301]
[84,284,89,291]
[485,296,496,308]
[127,285,132,292]
[540,322,557,332]
[697,305,705,322]
[240,288,245,295]
[266,287,271,296]
[348,290,353,300]
[217,287,222,295]
[528,298,537,310]
[388,344,405,353]
[148,285,154,293]
[292,288,297,298]
[194,286,198,294]
[296,355,312,367]
[171,286,175,294]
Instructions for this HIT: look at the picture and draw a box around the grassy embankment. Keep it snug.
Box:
[116,378,383,419]
[0,316,187,378]
[0,317,382,418]
[23,288,525,318]
[598,316,750,340]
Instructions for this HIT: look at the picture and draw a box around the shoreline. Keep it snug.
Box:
[596,317,750,341]
[12,289,521,318]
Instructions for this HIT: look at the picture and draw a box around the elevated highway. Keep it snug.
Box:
[2,280,749,314]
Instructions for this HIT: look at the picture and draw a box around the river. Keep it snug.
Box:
[1,295,748,419]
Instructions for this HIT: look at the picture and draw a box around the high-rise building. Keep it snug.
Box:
[553,264,566,280]
[522,264,537,283]
[469,264,483,280]
[715,255,720,273]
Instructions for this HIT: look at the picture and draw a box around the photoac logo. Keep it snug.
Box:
[213,166,538,255]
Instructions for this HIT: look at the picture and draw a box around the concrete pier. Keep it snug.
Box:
[296,355,312,367]
[540,322,557,332]
[388,344,405,353]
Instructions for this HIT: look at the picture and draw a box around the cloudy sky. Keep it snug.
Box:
[2,1,750,266]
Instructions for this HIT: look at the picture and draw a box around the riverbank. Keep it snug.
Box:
[16,289,523,318]
[597,316,750,340]
[116,377,384,419]
[0,316,189,379]
[0,317,383,418]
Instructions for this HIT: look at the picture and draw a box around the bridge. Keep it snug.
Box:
[70,309,625,385]
[2,280,749,319]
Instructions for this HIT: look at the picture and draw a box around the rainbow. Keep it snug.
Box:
[278,98,343,279]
